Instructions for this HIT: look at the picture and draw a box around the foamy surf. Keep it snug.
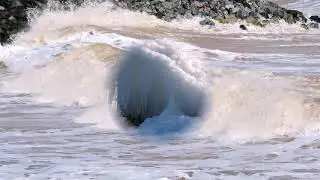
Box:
[8,0,318,47]
[109,41,207,127]
[1,29,320,140]
[0,1,320,179]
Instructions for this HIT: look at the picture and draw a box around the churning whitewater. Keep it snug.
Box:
[0,0,320,179]
[110,42,207,127]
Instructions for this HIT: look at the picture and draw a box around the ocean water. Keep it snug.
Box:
[0,0,320,179]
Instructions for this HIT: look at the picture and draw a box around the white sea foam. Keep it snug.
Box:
[109,40,208,133]
[2,29,320,140]
[0,0,319,141]
[9,0,319,46]
[1,1,320,179]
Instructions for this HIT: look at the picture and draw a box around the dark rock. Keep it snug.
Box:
[286,9,307,23]
[112,0,309,27]
[308,22,319,29]
[261,20,270,26]
[235,7,251,19]
[0,0,98,44]
[272,8,285,18]
[270,17,280,24]
[310,15,320,23]
[163,2,174,10]
[12,0,24,8]
[34,1,46,8]
[10,7,27,18]
[190,3,199,15]
[0,19,6,25]
[225,3,234,10]
[199,18,215,26]
[0,0,317,45]
[284,13,295,24]
[301,24,309,30]
[0,10,8,18]
[240,24,247,30]
[0,60,7,68]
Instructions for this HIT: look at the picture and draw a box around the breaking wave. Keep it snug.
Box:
[11,0,319,46]
[1,0,319,141]
[106,40,319,140]
[109,42,207,130]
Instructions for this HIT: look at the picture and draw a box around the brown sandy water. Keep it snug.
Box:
[0,0,319,179]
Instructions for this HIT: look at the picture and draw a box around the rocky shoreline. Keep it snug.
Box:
[1,0,320,45]
[0,0,44,45]
[0,0,84,45]
[113,0,320,28]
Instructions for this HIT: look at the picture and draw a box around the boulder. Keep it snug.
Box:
[261,20,270,25]
[308,22,319,29]
[112,0,309,27]
[12,0,24,8]
[0,60,7,68]
[235,7,251,19]
[286,9,307,23]
[284,13,295,24]
[270,17,280,24]
[199,18,215,26]
[310,15,320,23]
[240,24,247,30]
[301,24,309,30]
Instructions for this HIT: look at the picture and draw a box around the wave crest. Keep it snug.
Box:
[109,42,207,126]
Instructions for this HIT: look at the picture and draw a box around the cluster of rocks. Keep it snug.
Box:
[113,0,320,29]
[1,0,320,44]
[0,0,88,45]
[0,0,46,44]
